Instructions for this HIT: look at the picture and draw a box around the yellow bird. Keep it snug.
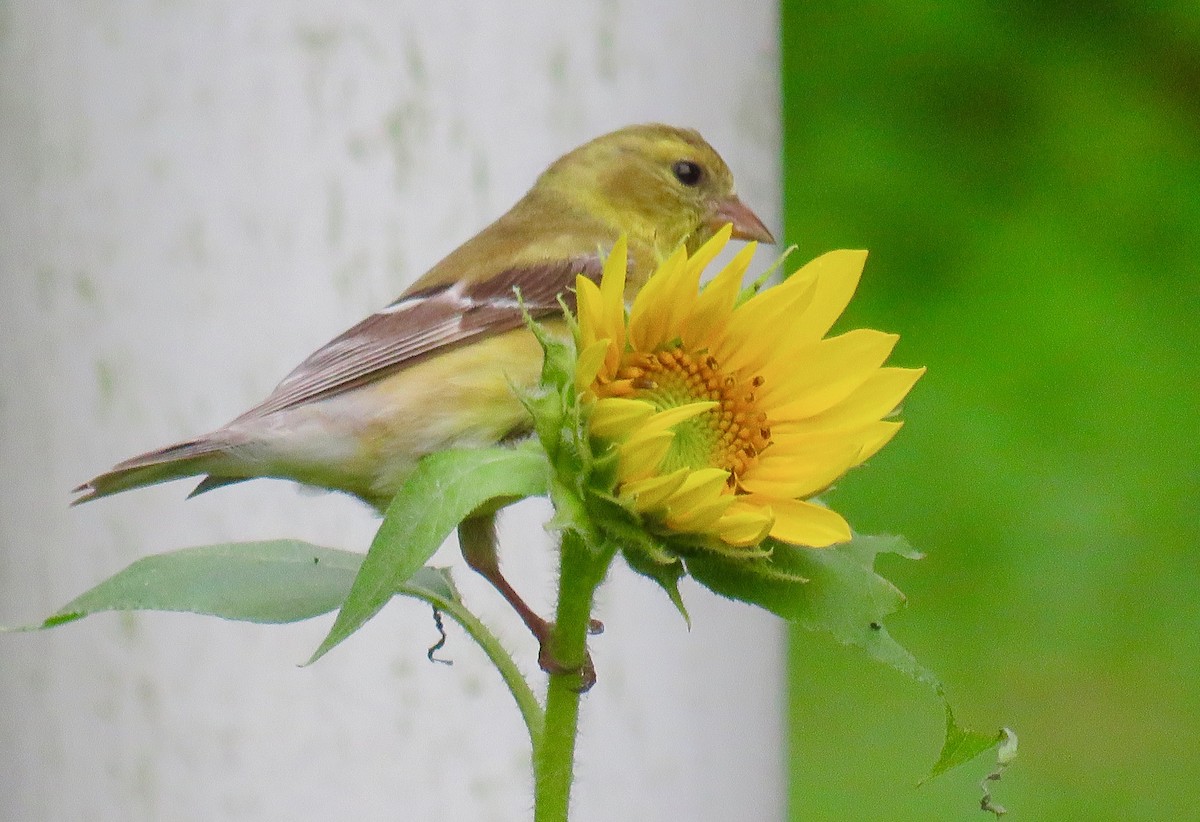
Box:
[74,123,773,673]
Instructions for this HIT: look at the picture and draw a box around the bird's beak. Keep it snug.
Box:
[711,195,775,244]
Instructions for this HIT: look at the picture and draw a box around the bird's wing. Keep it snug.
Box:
[237,255,602,419]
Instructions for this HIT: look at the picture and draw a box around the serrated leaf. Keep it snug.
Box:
[687,533,1000,777]
[923,705,1006,784]
[307,446,548,664]
[686,535,910,639]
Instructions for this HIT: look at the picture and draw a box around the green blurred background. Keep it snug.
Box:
[781,3,1200,819]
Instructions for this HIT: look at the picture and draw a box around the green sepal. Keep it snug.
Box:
[520,326,574,462]
[734,244,798,306]
[620,546,689,626]
[523,311,617,557]
[669,532,775,562]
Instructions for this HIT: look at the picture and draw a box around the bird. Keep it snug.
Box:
[73,123,774,680]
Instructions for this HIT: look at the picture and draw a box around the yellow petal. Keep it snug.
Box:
[680,241,756,348]
[574,275,605,350]
[682,223,732,280]
[717,272,819,375]
[767,420,904,472]
[790,367,925,434]
[765,497,851,547]
[739,442,860,499]
[600,234,628,315]
[576,339,613,392]
[853,420,903,465]
[578,277,626,378]
[666,493,736,533]
[763,329,899,419]
[786,249,868,345]
[714,500,775,546]
[618,429,673,482]
[642,400,718,435]
[620,467,691,512]
[589,396,656,439]
[655,250,705,343]
[600,237,631,371]
[662,467,731,512]
[629,245,687,351]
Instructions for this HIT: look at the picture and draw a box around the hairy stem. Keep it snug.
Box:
[413,582,545,748]
[532,532,614,822]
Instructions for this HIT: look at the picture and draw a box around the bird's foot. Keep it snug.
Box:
[537,640,597,693]
[529,616,598,692]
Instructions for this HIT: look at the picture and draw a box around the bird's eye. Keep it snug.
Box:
[672,160,704,187]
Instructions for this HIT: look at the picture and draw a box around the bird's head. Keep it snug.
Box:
[537,124,774,263]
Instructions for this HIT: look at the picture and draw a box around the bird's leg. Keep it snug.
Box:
[458,514,599,689]
[459,514,549,641]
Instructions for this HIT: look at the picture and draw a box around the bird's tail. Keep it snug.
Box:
[72,436,239,505]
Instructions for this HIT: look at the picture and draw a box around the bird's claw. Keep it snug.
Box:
[538,643,597,693]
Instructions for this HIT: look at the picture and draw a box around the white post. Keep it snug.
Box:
[0,4,782,819]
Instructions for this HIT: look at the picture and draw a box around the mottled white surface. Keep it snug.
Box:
[0,3,782,820]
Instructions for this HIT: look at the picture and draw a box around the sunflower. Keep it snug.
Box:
[573,225,923,551]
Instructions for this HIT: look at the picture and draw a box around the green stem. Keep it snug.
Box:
[409,583,545,747]
[532,532,614,822]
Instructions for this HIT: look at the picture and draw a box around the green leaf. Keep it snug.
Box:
[6,540,461,632]
[686,535,913,641]
[688,533,1002,778]
[37,541,367,626]
[307,446,549,664]
[9,541,545,743]
[924,704,1006,784]
[688,534,934,689]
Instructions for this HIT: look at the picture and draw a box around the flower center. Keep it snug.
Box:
[608,346,772,483]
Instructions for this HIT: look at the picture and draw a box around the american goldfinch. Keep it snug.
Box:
[74,123,773,673]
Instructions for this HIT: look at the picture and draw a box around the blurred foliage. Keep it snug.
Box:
[781,2,1200,819]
